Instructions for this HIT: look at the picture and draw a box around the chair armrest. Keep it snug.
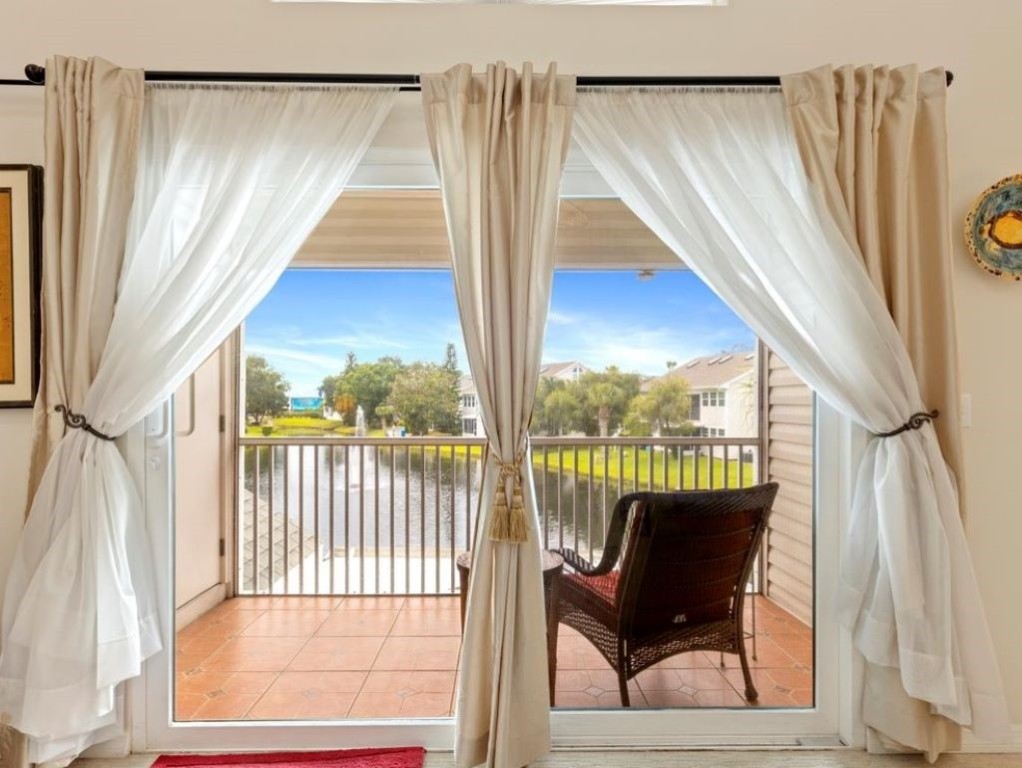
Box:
[553,548,613,577]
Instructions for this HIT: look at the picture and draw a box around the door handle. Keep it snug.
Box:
[175,374,196,438]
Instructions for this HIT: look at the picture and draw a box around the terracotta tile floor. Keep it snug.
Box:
[175,594,812,721]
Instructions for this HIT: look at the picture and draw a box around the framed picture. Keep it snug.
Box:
[0,165,42,408]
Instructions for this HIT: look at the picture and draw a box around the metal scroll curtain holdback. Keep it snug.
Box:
[56,404,116,441]
[874,409,940,438]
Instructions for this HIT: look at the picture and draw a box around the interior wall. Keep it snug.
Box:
[1,0,1020,727]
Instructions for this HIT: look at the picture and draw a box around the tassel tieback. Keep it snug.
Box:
[489,452,529,544]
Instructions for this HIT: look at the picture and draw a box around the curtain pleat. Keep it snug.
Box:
[422,62,575,768]
[782,64,966,516]
[0,69,395,765]
[573,85,1010,762]
[781,65,967,757]
[26,56,145,507]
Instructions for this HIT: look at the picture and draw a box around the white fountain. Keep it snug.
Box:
[354,405,367,437]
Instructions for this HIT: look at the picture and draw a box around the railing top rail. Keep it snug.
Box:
[238,435,762,448]
[530,436,760,447]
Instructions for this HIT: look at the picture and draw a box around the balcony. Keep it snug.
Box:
[175,435,813,720]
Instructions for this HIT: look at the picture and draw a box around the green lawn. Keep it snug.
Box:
[245,417,372,438]
[532,446,754,490]
[245,424,754,490]
[451,444,753,490]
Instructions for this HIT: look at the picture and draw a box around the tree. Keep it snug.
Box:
[333,393,356,425]
[443,342,460,377]
[321,356,404,429]
[572,367,642,436]
[245,355,289,424]
[319,374,341,406]
[375,403,396,431]
[623,377,692,436]
[542,388,581,436]
[387,362,461,435]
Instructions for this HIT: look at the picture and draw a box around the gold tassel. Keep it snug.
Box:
[489,483,510,540]
[490,468,528,543]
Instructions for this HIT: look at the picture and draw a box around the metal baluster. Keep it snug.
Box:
[542,446,549,548]
[557,445,564,550]
[724,445,730,489]
[283,447,290,593]
[680,443,687,490]
[374,445,380,594]
[359,444,365,594]
[572,445,579,555]
[253,446,260,594]
[709,444,715,490]
[587,444,593,563]
[405,447,412,594]
[298,446,305,594]
[661,442,668,491]
[314,446,320,594]
[647,443,654,492]
[617,444,624,501]
[268,446,274,595]
[390,445,396,595]
[343,444,350,594]
[602,444,609,549]
[450,445,456,594]
[466,445,473,552]
[329,446,335,594]
[627,444,635,493]
[420,446,426,593]
[435,445,441,594]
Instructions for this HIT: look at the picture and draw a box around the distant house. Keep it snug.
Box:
[459,360,592,436]
[642,350,758,438]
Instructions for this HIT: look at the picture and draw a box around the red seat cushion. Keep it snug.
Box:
[565,570,620,608]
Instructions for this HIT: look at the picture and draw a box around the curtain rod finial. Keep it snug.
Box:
[25,64,45,84]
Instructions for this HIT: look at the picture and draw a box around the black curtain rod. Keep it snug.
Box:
[0,63,955,89]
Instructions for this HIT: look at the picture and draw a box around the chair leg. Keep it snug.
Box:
[617,668,631,708]
[738,639,758,702]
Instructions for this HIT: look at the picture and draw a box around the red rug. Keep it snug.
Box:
[153,748,425,768]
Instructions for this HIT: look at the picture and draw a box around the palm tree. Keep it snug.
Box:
[586,381,624,438]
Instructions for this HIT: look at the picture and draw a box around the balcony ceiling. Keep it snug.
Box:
[293,189,688,270]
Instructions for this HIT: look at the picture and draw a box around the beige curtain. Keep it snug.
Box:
[27,56,144,499]
[782,65,965,759]
[422,62,575,768]
[782,64,964,494]
[3,55,143,768]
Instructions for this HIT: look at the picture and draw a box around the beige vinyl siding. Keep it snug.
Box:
[762,346,814,627]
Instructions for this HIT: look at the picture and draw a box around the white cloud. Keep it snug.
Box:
[291,334,411,351]
[546,309,579,326]
[246,343,343,369]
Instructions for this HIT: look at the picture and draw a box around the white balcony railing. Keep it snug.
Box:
[238,435,761,597]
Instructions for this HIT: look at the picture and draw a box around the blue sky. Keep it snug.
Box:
[245,269,754,396]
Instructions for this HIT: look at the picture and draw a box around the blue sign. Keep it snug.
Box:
[290,396,324,411]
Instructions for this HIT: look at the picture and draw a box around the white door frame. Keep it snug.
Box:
[131,107,854,749]
[131,380,847,755]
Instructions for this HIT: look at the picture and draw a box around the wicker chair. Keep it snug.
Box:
[554,483,778,706]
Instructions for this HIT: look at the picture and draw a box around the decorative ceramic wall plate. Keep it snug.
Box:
[965,174,1022,281]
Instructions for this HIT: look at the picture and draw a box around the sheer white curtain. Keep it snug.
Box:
[422,62,576,768]
[0,82,395,765]
[573,88,1009,755]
